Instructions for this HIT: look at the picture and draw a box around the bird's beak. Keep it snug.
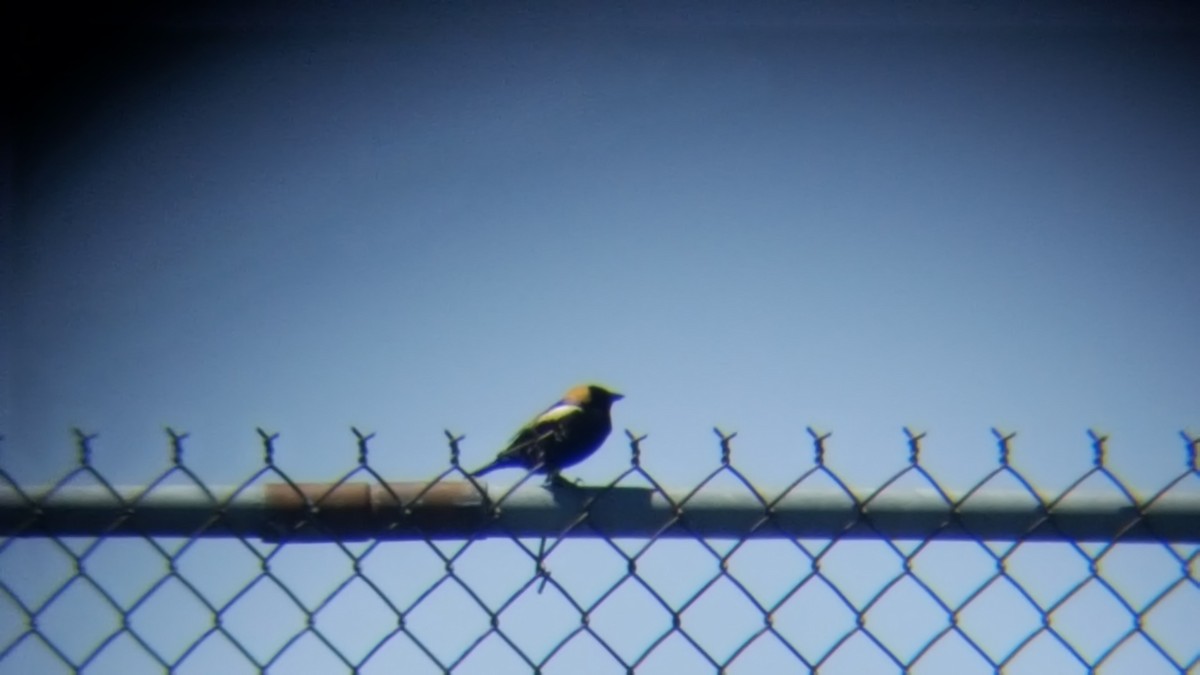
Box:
[610,392,624,401]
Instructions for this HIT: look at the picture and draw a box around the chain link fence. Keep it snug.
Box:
[1,427,1197,673]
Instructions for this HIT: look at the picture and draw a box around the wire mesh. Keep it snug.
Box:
[0,427,1197,673]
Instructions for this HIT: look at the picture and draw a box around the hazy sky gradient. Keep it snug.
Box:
[11,15,1198,482]
[5,3,1199,671]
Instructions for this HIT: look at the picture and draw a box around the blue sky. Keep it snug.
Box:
[4,3,1199,672]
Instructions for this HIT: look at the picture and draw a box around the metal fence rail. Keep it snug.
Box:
[0,427,1197,673]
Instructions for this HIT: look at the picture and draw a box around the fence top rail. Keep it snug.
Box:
[2,481,1196,542]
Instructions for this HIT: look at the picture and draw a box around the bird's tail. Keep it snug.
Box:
[469,461,501,477]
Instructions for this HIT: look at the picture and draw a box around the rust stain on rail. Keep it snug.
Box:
[262,481,489,539]
[264,482,373,511]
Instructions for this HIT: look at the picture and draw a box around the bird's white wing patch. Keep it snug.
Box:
[534,403,582,425]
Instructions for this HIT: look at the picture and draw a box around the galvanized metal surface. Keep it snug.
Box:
[3,481,1197,541]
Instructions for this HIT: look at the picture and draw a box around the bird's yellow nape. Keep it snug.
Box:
[562,385,593,404]
[562,384,622,405]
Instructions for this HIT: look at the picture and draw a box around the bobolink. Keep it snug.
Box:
[471,384,623,484]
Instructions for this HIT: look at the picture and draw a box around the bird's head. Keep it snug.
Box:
[564,384,624,410]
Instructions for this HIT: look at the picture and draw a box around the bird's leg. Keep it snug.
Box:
[544,472,581,489]
[535,537,551,594]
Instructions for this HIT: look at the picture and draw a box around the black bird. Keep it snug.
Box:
[471,384,623,484]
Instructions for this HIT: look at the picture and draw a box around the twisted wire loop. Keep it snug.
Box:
[0,428,1197,673]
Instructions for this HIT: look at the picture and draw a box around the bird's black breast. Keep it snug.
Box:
[541,408,612,470]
